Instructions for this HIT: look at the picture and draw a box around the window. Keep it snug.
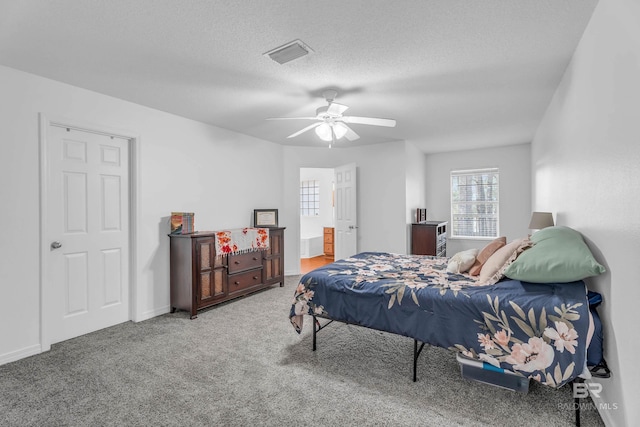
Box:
[450,168,499,238]
[300,180,320,216]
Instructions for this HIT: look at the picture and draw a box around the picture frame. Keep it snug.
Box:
[416,208,427,224]
[254,209,278,228]
[170,212,195,234]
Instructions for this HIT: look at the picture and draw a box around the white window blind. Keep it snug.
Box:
[450,168,499,238]
[300,180,320,216]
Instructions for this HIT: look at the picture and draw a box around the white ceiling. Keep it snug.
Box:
[0,0,599,153]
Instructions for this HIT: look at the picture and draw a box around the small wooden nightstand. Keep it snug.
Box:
[323,227,334,258]
[411,221,447,257]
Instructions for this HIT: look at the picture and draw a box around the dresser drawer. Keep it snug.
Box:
[228,269,262,295]
[228,251,263,274]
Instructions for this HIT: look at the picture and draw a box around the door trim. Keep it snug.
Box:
[38,114,140,352]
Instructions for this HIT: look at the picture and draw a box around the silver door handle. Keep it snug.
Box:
[51,241,62,249]
[348,225,359,230]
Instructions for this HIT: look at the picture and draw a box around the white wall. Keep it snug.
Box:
[0,65,283,363]
[299,167,334,240]
[424,144,531,255]
[531,0,640,424]
[283,141,408,274]
[405,141,428,253]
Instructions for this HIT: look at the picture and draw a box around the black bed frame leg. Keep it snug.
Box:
[413,340,418,382]
[312,315,317,351]
[572,378,583,427]
[413,339,427,382]
[310,318,429,384]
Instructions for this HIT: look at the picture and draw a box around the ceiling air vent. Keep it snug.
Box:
[263,39,313,64]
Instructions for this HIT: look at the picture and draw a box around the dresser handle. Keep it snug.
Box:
[253,257,258,260]
[234,281,240,285]
[253,276,258,280]
[234,261,240,265]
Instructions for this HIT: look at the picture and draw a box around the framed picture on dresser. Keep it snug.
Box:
[416,208,427,223]
[254,209,278,228]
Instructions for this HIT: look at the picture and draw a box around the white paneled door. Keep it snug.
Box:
[46,125,130,344]
[334,163,357,260]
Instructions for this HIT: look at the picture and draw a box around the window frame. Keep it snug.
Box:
[300,179,320,217]
[450,168,500,239]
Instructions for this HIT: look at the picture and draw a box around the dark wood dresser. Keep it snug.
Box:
[169,227,285,318]
[411,221,447,257]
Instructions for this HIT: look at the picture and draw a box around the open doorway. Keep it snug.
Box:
[299,167,335,274]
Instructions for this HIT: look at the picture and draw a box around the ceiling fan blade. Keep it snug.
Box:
[326,102,349,116]
[342,116,396,127]
[266,117,317,121]
[335,122,360,141]
[287,122,322,138]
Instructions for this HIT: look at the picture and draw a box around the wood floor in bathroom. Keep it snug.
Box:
[300,255,334,274]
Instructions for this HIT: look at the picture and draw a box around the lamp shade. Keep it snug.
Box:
[528,212,554,229]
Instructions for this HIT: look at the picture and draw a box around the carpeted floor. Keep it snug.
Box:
[0,276,604,426]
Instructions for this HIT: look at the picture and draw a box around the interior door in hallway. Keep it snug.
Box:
[46,125,130,344]
[334,163,357,260]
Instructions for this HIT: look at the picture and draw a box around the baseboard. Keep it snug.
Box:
[136,305,171,322]
[285,269,300,276]
[586,379,618,426]
[0,344,42,367]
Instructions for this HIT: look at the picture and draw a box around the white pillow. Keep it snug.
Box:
[446,248,479,274]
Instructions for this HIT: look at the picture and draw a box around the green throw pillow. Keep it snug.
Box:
[503,226,606,283]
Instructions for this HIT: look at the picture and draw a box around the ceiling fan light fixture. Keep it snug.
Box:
[315,123,348,142]
[315,123,333,141]
[263,39,313,65]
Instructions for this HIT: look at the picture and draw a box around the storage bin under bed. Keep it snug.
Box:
[457,353,530,393]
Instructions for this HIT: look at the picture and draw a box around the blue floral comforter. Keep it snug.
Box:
[289,252,590,388]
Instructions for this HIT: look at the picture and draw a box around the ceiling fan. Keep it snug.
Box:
[267,89,396,144]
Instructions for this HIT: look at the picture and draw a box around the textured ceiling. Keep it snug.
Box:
[0,0,599,152]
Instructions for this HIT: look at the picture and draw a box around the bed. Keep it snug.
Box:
[289,227,608,426]
[290,251,591,387]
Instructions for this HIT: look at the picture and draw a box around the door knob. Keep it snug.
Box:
[51,241,62,249]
